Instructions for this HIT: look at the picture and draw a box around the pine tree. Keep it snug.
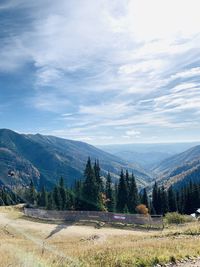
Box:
[128,173,139,213]
[125,170,130,193]
[46,192,55,210]
[28,180,37,205]
[116,170,128,213]
[105,172,115,212]
[74,180,83,210]
[53,186,62,210]
[160,186,169,214]
[168,186,177,212]
[59,177,67,210]
[140,188,149,209]
[152,182,159,214]
[82,157,99,210]
[38,186,47,207]
[94,160,103,192]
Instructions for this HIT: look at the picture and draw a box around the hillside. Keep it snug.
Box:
[0,129,152,189]
[153,146,200,189]
[153,145,200,176]
[99,143,199,169]
[159,159,200,190]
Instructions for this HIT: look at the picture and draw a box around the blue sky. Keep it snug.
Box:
[1,0,200,145]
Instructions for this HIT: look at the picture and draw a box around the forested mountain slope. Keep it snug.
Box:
[0,129,152,189]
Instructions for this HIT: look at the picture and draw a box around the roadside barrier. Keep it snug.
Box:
[24,208,164,229]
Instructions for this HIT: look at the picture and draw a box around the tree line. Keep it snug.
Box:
[0,158,200,215]
[151,181,200,215]
[24,158,141,213]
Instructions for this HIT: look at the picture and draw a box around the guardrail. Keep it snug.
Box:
[24,208,163,229]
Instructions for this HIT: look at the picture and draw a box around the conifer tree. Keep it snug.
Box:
[74,180,83,210]
[125,170,130,193]
[140,188,149,209]
[160,186,169,214]
[128,173,139,213]
[38,186,47,207]
[94,160,103,192]
[28,180,37,205]
[152,182,159,214]
[116,170,128,213]
[168,186,177,212]
[59,177,67,210]
[82,157,99,210]
[46,192,55,210]
[105,172,115,212]
[53,186,62,210]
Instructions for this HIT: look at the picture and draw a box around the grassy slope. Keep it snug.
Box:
[0,206,200,267]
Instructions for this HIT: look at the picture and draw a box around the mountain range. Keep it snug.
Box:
[152,146,200,189]
[100,142,200,190]
[0,128,200,191]
[0,129,152,189]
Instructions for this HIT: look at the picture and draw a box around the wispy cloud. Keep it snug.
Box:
[1,0,200,144]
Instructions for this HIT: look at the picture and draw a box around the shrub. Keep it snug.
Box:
[165,212,193,224]
[136,204,148,215]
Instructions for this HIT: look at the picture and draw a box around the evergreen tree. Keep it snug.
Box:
[116,170,128,213]
[128,173,139,213]
[74,180,83,210]
[140,188,149,209]
[152,182,159,214]
[53,186,62,210]
[168,186,177,212]
[160,186,169,214]
[105,172,115,212]
[46,192,55,210]
[82,157,99,210]
[28,180,37,205]
[94,160,103,192]
[125,170,130,193]
[59,177,67,210]
[38,186,47,207]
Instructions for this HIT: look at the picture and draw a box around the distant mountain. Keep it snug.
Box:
[99,142,200,169]
[155,159,200,190]
[0,129,152,189]
[153,145,200,189]
[153,145,200,176]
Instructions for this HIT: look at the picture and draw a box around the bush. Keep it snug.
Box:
[165,212,193,224]
[136,204,148,215]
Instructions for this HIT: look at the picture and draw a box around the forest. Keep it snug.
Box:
[0,158,200,215]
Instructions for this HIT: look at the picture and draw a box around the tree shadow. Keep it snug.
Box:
[45,222,74,239]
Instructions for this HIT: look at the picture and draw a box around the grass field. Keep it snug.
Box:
[0,205,200,267]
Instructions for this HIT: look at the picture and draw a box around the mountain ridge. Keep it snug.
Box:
[0,129,152,189]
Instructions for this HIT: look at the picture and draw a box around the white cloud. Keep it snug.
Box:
[1,0,200,144]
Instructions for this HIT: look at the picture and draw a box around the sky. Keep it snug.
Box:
[0,0,200,145]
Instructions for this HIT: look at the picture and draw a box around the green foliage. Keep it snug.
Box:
[105,172,115,212]
[116,170,128,212]
[27,180,37,205]
[82,157,100,211]
[128,173,139,213]
[165,212,191,224]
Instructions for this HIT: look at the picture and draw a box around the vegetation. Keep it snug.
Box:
[0,206,200,267]
[0,158,200,217]
[151,181,200,215]
[165,212,194,224]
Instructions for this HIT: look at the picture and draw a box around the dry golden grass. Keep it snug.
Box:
[0,206,200,267]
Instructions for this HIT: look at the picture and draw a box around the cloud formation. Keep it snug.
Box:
[0,0,200,144]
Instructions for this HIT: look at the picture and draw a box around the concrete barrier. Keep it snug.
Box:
[24,208,163,228]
